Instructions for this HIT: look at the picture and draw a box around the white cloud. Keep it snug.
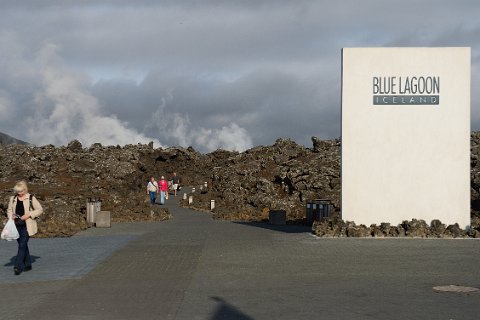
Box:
[148,98,253,152]
[0,36,161,147]
[194,123,253,152]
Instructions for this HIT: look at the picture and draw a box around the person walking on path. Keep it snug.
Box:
[146,176,159,206]
[7,181,43,275]
[159,176,168,205]
[171,172,181,197]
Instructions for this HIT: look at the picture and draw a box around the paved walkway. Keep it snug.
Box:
[1,192,479,319]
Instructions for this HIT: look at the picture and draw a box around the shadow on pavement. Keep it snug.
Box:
[210,296,254,320]
[233,221,312,234]
[4,255,41,266]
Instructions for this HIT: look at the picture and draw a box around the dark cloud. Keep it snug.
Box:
[0,1,478,150]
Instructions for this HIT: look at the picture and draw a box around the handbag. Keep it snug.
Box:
[1,219,20,241]
[14,216,26,227]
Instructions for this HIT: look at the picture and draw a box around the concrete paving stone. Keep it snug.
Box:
[0,280,78,320]
[0,235,136,284]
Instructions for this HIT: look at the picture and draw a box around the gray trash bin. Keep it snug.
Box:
[306,199,333,225]
[86,198,102,226]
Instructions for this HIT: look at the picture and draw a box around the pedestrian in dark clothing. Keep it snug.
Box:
[7,181,43,275]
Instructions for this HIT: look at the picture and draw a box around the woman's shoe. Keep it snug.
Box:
[14,268,21,275]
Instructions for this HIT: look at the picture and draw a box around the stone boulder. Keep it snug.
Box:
[430,219,446,238]
[67,140,83,152]
[346,223,370,237]
[402,219,430,238]
[444,223,467,238]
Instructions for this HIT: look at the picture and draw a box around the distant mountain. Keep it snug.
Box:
[0,132,29,145]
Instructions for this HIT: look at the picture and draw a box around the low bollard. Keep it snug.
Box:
[192,187,196,193]
[183,193,187,200]
[204,182,208,188]
[95,211,111,228]
[210,200,215,210]
[188,196,193,204]
[86,199,93,224]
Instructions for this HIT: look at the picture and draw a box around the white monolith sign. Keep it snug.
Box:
[342,47,470,228]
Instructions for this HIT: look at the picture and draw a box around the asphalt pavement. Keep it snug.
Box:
[1,191,479,320]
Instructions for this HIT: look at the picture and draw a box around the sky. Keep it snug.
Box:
[0,0,479,152]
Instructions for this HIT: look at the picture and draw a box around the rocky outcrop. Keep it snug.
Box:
[194,132,478,214]
[193,138,341,222]
[312,217,473,238]
[1,131,479,238]
[0,142,176,237]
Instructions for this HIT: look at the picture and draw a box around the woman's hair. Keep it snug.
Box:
[13,180,28,194]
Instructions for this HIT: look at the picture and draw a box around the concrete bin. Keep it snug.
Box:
[95,211,111,228]
[269,210,286,225]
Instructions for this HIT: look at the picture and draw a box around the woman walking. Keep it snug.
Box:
[159,176,168,205]
[7,181,43,275]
